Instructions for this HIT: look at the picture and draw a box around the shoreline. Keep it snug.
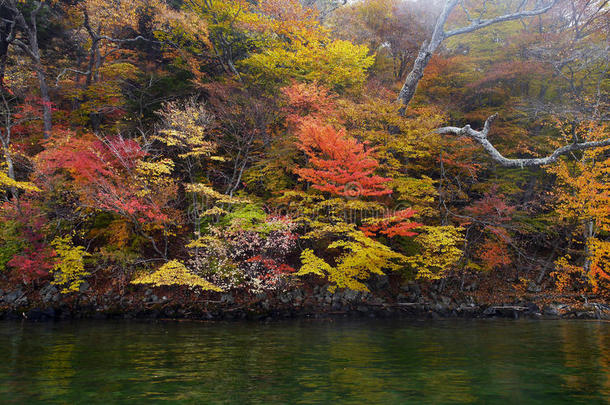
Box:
[2,281,609,322]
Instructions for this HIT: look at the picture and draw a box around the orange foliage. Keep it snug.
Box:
[294,119,392,197]
[361,208,421,237]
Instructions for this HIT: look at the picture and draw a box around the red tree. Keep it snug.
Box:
[294,119,392,197]
[36,132,174,225]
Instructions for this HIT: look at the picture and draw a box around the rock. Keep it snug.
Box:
[598,308,610,320]
[332,293,342,304]
[576,311,596,319]
[526,281,542,293]
[79,281,90,293]
[356,305,369,313]
[279,292,291,304]
[372,275,389,290]
[344,289,359,302]
[255,292,267,301]
[464,282,478,291]
[92,312,108,320]
[145,289,152,296]
[220,293,234,304]
[408,283,421,295]
[4,289,23,304]
[4,311,20,320]
[150,294,165,304]
[525,302,540,313]
[542,304,561,317]
[40,284,59,304]
[440,295,452,306]
[483,306,496,316]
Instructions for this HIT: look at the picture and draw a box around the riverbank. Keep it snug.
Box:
[2,276,609,322]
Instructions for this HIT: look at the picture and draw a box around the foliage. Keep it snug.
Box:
[187,212,297,293]
[36,133,177,226]
[132,260,222,291]
[1,201,55,283]
[50,236,90,293]
[0,221,25,273]
[547,121,610,293]
[0,168,40,192]
[405,226,464,280]
[0,0,607,302]
[154,99,217,159]
[297,230,407,292]
[294,119,392,197]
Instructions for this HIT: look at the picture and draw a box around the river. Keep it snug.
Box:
[0,319,608,404]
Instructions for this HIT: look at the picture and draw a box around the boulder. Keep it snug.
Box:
[483,306,496,316]
[220,293,234,304]
[78,281,90,293]
[279,292,291,304]
[40,284,59,304]
[343,289,359,302]
[525,302,540,313]
[4,289,24,304]
[542,304,561,317]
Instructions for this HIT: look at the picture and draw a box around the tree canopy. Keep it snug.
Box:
[0,0,608,301]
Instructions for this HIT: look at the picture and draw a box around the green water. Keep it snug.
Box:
[0,319,609,404]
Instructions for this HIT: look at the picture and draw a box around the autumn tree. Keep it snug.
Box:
[548,120,610,294]
[294,119,393,198]
[331,0,434,82]
[276,83,433,290]
[1,0,55,137]
[36,133,178,259]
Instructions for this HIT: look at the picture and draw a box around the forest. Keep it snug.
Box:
[0,0,608,316]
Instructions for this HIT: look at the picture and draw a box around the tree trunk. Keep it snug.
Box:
[583,219,595,273]
[36,64,52,138]
[396,0,457,112]
[396,0,557,112]
[10,0,52,138]
[397,45,433,114]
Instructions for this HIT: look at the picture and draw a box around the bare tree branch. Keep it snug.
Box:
[444,0,557,37]
[435,114,610,167]
[397,0,558,111]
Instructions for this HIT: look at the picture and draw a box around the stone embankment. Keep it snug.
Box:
[1,279,609,321]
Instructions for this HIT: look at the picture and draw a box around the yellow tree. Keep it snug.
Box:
[187,0,374,92]
[548,121,610,293]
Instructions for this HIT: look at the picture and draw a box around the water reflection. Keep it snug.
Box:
[0,319,609,404]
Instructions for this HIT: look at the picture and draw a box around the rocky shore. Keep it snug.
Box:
[1,278,609,322]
